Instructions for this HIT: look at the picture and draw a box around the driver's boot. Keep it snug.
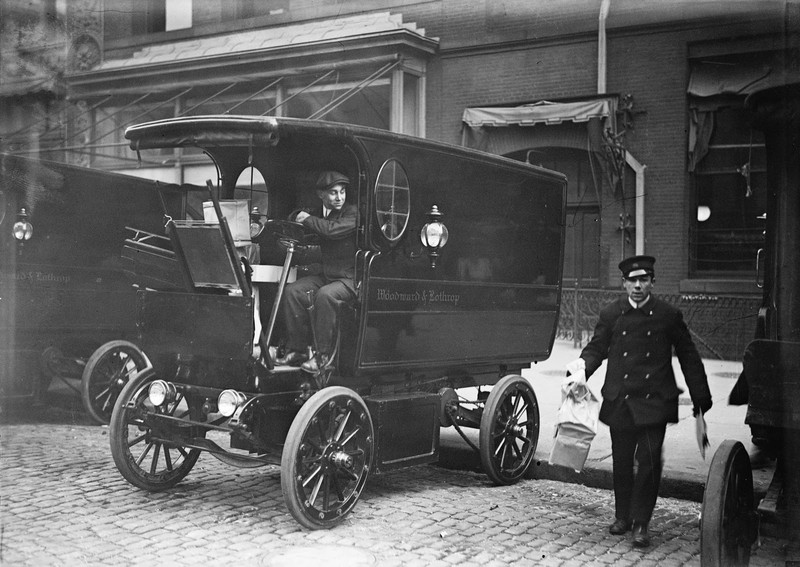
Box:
[301,353,330,374]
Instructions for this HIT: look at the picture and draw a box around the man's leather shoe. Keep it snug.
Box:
[276,351,308,366]
[608,519,631,535]
[301,354,330,374]
[631,523,650,548]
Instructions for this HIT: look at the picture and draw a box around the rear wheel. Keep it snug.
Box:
[479,375,540,485]
[701,439,756,566]
[81,340,148,425]
[281,387,374,529]
[109,367,200,491]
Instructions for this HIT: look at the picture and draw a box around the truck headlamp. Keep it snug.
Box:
[148,380,176,407]
[218,389,247,417]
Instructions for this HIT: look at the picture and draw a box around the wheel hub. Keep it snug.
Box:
[510,422,525,436]
[323,443,353,470]
[331,450,353,469]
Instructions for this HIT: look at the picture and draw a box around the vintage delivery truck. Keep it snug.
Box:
[0,153,185,409]
[6,115,567,529]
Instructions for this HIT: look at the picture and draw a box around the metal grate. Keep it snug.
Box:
[557,288,760,360]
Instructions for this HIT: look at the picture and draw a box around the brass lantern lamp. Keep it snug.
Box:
[420,205,448,268]
[13,207,33,248]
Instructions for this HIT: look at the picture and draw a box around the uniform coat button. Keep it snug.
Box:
[623,352,628,357]
[624,374,629,379]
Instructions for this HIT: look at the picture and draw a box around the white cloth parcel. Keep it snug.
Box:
[565,357,586,376]
[549,375,600,473]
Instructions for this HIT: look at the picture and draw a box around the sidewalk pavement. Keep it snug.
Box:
[440,338,774,503]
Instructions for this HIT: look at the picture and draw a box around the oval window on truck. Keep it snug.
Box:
[374,159,410,244]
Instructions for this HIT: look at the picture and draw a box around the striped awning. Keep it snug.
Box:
[462,98,614,128]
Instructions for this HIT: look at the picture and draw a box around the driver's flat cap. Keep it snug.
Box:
[316,170,349,191]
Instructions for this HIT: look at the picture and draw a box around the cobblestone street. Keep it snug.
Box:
[0,411,794,567]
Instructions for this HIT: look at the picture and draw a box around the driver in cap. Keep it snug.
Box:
[276,171,357,374]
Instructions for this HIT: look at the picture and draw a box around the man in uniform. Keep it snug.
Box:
[566,255,712,548]
[276,171,357,373]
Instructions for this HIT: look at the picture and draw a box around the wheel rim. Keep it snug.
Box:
[83,342,147,425]
[480,375,540,485]
[701,440,754,566]
[109,369,200,491]
[282,388,373,529]
[720,451,754,563]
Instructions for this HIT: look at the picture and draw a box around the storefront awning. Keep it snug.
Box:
[685,50,800,171]
[687,51,800,103]
[460,96,618,158]
[462,98,614,128]
[687,60,774,99]
[460,95,625,196]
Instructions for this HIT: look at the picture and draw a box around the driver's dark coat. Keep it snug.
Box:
[581,296,711,426]
[300,203,358,293]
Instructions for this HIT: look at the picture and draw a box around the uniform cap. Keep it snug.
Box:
[316,170,349,191]
[619,255,655,278]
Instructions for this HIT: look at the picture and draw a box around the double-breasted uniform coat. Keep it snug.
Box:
[580,294,712,527]
[582,295,712,426]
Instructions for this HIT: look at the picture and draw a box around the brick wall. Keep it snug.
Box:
[416,5,779,297]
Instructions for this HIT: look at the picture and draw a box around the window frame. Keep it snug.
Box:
[373,158,411,247]
[689,103,768,278]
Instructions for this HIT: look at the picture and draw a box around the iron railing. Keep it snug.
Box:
[557,286,760,361]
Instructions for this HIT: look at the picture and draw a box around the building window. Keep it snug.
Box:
[131,0,191,34]
[132,0,165,34]
[165,0,192,31]
[91,103,174,168]
[73,59,424,173]
[285,80,391,130]
[691,105,767,275]
[220,0,288,21]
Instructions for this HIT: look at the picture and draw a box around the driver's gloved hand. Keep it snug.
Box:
[288,208,311,222]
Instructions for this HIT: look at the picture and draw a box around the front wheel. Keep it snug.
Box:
[82,340,149,425]
[479,375,540,485]
[281,387,374,529]
[700,439,756,566]
[109,367,201,491]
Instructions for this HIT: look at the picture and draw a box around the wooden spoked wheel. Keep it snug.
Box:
[81,340,148,425]
[479,375,540,485]
[281,387,374,529]
[109,367,201,491]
